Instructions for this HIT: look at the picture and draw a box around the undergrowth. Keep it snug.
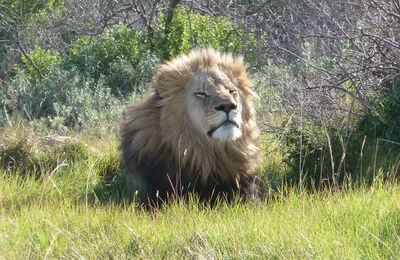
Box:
[1,124,400,258]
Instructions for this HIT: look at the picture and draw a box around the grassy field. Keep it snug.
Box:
[1,129,399,258]
[1,177,399,258]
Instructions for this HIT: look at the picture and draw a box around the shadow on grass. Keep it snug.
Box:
[90,169,141,206]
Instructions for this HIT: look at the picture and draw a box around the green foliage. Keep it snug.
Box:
[281,88,400,187]
[0,66,125,129]
[104,53,160,95]
[1,0,54,17]
[1,164,400,259]
[69,24,143,77]
[93,149,122,185]
[263,44,400,187]
[253,68,284,112]
[0,127,66,175]
[156,7,246,59]
[0,9,256,128]
[358,78,400,142]
[21,47,62,78]
[59,141,89,162]
[281,122,334,185]
[0,127,121,182]
[0,127,34,174]
[92,149,131,203]
[67,23,159,95]
[259,133,290,183]
[52,75,125,127]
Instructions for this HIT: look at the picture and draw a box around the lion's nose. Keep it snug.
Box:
[215,103,237,113]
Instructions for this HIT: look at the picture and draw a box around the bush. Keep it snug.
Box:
[0,127,35,173]
[0,126,94,176]
[0,127,58,175]
[0,65,126,130]
[105,53,159,95]
[21,47,61,78]
[66,23,161,96]
[155,7,246,60]
[281,122,330,186]
[52,75,125,127]
[358,78,400,142]
[0,9,254,131]
[281,76,400,188]
[68,24,145,80]
[1,65,86,121]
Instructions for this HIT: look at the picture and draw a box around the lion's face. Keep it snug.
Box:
[186,71,243,141]
[123,49,260,191]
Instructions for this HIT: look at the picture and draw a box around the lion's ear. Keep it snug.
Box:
[154,62,191,97]
[229,64,256,99]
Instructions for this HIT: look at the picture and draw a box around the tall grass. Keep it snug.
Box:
[1,126,399,258]
[1,173,399,258]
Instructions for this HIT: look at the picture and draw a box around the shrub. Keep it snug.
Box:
[0,127,35,173]
[0,127,59,175]
[52,75,125,127]
[21,47,61,78]
[0,65,126,130]
[155,7,246,60]
[352,77,400,180]
[358,78,400,142]
[105,52,159,95]
[1,66,76,120]
[0,126,94,176]
[68,24,145,80]
[281,75,400,188]
[281,122,331,186]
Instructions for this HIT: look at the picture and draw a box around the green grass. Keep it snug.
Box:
[1,129,400,258]
[1,175,400,258]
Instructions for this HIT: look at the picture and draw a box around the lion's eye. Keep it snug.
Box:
[195,92,207,99]
[229,89,237,95]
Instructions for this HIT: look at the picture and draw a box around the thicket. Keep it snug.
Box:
[0,5,246,132]
[1,0,400,188]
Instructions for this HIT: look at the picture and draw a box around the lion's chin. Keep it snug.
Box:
[209,122,242,141]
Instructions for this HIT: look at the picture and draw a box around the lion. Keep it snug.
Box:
[120,48,264,206]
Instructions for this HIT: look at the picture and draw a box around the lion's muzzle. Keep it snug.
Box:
[207,111,242,141]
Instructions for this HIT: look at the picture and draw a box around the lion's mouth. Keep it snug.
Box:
[207,120,240,137]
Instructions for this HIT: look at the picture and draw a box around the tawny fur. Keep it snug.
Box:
[120,48,264,205]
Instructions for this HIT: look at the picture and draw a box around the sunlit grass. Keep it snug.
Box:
[1,128,400,258]
[1,171,400,258]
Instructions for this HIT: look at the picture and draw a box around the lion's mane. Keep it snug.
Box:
[120,48,264,204]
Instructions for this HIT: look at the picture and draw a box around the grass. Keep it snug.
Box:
[1,177,400,258]
[1,128,400,258]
